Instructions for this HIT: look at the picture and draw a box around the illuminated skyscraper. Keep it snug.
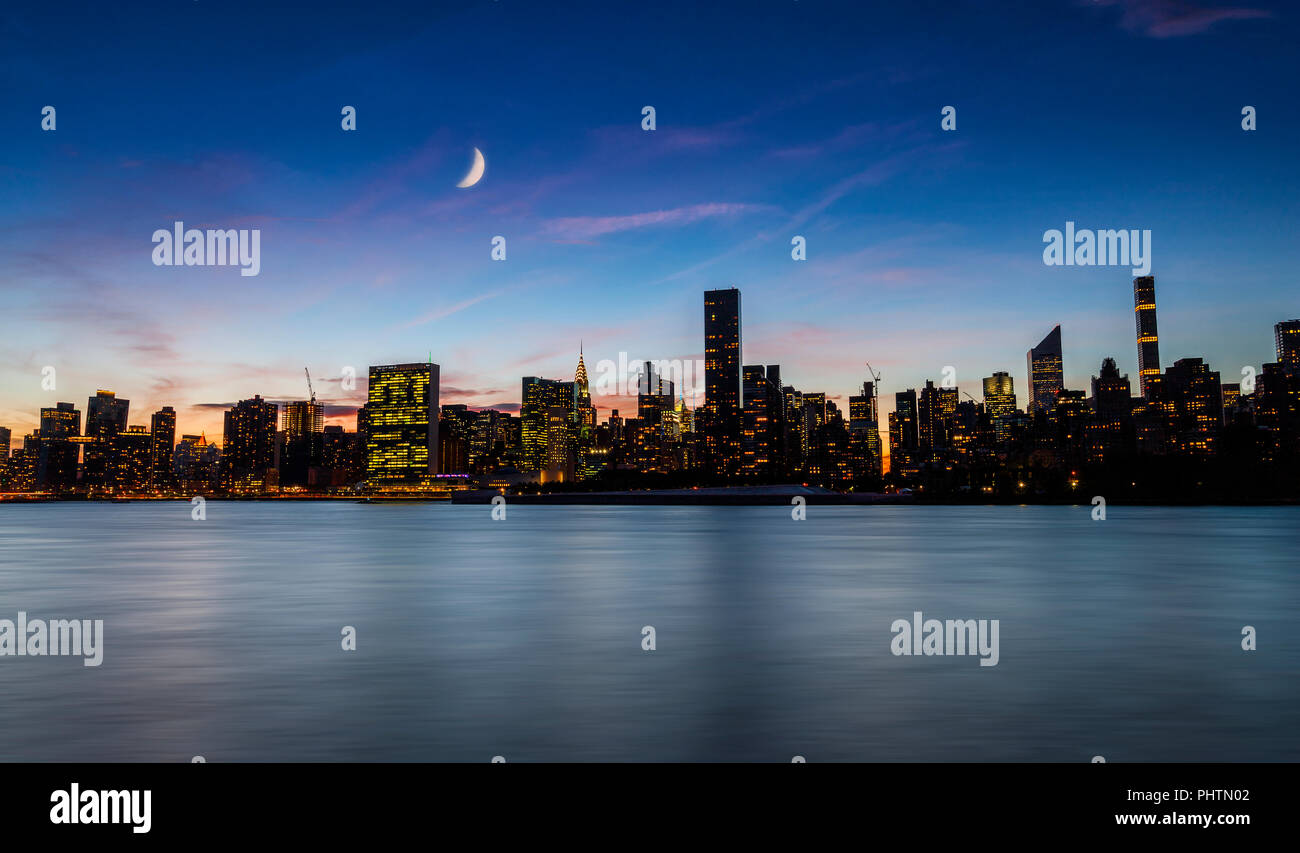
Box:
[283,400,325,436]
[0,427,10,490]
[114,425,153,492]
[783,386,805,467]
[84,390,129,489]
[917,381,941,452]
[12,436,39,491]
[1026,325,1064,414]
[175,433,220,490]
[742,364,783,478]
[150,406,176,491]
[1090,358,1131,422]
[366,363,440,483]
[1253,362,1300,463]
[1084,359,1131,464]
[1276,319,1300,377]
[938,386,958,447]
[704,288,742,418]
[1134,276,1161,397]
[221,396,279,492]
[1161,358,1223,454]
[677,396,695,435]
[890,389,919,471]
[982,372,1016,444]
[439,405,472,475]
[803,392,827,438]
[848,380,882,477]
[575,345,590,403]
[37,402,81,492]
[1221,383,1241,414]
[849,381,878,433]
[521,376,575,473]
[544,404,575,480]
[703,288,742,474]
[281,399,325,488]
[40,402,80,437]
[635,360,676,428]
[86,390,129,438]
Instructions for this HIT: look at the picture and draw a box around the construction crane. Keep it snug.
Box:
[304,367,316,403]
[865,361,882,395]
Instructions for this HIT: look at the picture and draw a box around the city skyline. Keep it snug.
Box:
[3,279,1297,496]
[4,1,1299,441]
[3,277,1293,456]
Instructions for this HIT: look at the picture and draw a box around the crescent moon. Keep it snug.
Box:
[457,147,485,188]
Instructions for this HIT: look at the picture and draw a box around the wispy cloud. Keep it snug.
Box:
[650,150,926,286]
[399,291,504,329]
[768,121,919,160]
[1089,0,1271,37]
[539,202,772,240]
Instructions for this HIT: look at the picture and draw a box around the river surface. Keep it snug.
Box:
[0,503,1295,761]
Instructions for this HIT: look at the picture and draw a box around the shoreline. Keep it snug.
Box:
[1,490,1297,507]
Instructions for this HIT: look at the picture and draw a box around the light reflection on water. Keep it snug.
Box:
[0,503,1295,762]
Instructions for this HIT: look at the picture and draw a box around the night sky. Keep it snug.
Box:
[2,0,1296,441]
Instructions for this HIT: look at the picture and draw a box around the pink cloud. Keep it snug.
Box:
[1090,0,1271,37]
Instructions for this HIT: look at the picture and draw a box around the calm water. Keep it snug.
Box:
[0,503,1296,762]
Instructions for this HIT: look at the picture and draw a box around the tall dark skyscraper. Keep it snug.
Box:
[1090,358,1132,422]
[281,399,325,488]
[40,401,81,437]
[918,380,941,452]
[741,364,784,478]
[1134,276,1161,397]
[636,361,675,424]
[114,425,152,492]
[1026,325,1064,414]
[83,390,129,489]
[150,406,176,491]
[1276,319,1300,376]
[703,287,742,475]
[85,390,129,438]
[366,363,440,483]
[704,288,742,419]
[37,402,81,491]
[221,395,279,492]
[1161,358,1224,454]
[848,380,882,477]
[848,381,878,432]
[890,389,919,471]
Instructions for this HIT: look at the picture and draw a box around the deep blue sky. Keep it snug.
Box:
[2,0,1297,437]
